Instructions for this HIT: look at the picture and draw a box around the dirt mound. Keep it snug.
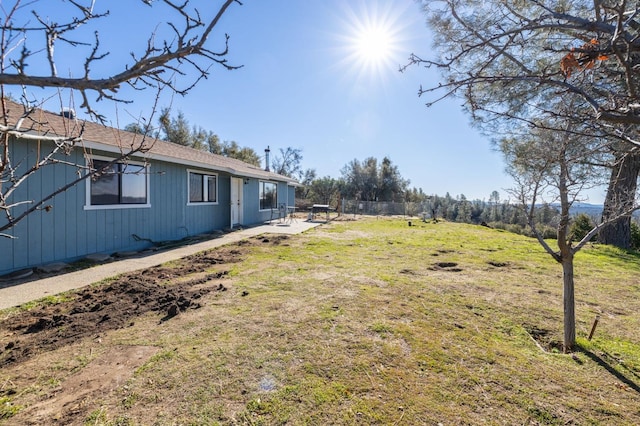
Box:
[0,242,259,367]
[14,345,160,425]
[0,235,292,424]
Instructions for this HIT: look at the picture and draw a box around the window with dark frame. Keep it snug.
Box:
[189,172,217,203]
[90,159,148,206]
[259,181,277,210]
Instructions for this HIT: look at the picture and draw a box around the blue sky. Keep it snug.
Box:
[15,1,608,203]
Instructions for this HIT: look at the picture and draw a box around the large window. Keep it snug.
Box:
[188,171,217,204]
[88,159,149,208]
[259,181,277,210]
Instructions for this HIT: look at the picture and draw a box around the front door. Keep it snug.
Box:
[230,177,243,227]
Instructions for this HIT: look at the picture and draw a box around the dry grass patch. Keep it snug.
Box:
[1,218,640,424]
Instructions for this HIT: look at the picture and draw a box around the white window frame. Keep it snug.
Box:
[187,170,219,206]
[84,155,151,210]
[259,180,278,211]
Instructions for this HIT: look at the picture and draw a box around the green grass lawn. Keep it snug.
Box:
[3,217,640,425]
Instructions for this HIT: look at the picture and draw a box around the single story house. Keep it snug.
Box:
[0,100,298,276]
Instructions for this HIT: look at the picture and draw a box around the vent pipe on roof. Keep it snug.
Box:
[61,108,75,119]
[265,146,270,172]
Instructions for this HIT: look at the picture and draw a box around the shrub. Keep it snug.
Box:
[505,224,525,235]
[570,213,596,243]
[631,222,640,250]
[538,225,557,240]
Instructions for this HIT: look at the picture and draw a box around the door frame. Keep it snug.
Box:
[230,177,244,228]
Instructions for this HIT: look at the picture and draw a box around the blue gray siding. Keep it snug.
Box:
[287,185,296,208]
[240,179,261,224]
[239,179,293,224]
[1,139,240,275]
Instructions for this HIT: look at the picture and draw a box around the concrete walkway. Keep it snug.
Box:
[0,220,321,310]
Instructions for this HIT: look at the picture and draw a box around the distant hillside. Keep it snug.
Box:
[535,203,602,218]
[564,203,640,219]
[568,203,603,218]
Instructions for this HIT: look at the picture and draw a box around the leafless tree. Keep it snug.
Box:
[501,111,636,351]
[0,0,242,237]
[271,147,304,179]
[407,0,640,247]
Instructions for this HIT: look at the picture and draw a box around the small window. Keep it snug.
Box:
[188,171,217,204]
[260,181,277,210]
[88,159,149,207]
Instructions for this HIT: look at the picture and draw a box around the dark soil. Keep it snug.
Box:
[430,261,463,272]
[0,235,290,368]
[523,323,563,352]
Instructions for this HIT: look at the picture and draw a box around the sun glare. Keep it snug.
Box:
[354,25,393,65]
[336,2,407,81]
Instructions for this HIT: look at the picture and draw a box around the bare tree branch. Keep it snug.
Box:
[0,0,242,236]
[0,0,243,121]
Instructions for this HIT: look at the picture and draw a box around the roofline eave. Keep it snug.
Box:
[79,140,296,183]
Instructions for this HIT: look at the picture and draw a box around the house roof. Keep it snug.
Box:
[3,100,298,184]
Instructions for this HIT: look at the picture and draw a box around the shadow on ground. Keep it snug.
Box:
[579,348,640,394]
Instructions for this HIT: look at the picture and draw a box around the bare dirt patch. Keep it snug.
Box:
[0,241,268,367]
[523,324,564,353]
[0,235,290,424]
[312,228,371,241]
[1,267,226,368]
[12,345,159,425]
[430,261,463,272]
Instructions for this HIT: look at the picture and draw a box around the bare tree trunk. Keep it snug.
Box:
[562,255,576,352]
[599,150,640,248]
[556,155,577,353]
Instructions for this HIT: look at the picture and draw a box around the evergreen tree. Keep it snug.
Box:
[570,214,596,243]
[222,141,261,167]
[159,108,191,146]
[310,176,340,205]
[340,156,408,202]
[146,109,261,167]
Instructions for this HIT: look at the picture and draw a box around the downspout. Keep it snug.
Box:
[230,177,234,230]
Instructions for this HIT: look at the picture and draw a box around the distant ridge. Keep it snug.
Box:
[569,203,603,217]
[547,203,603,217]
[548,203,640,219]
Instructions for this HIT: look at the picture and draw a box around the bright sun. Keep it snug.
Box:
[339,3,403,79]
[354,26,393,65]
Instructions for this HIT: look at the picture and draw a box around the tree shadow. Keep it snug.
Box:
[577,347,640,394]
